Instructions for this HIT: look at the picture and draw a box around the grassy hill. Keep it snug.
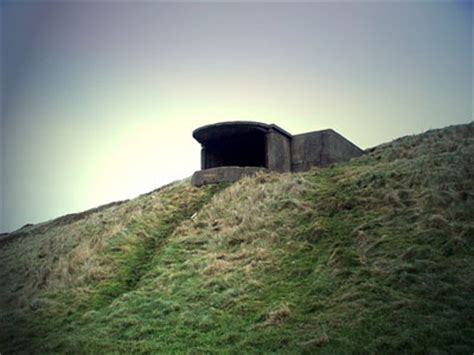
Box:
[1,123,473,353]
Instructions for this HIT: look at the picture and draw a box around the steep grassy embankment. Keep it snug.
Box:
[1,123,473,353]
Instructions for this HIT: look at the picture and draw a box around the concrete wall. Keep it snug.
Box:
[291,129,364,172]
[265,128,292,172]
[192,122,365,186]
[201,148,206,169]
[202,147,223,169]
[325,130,365,164]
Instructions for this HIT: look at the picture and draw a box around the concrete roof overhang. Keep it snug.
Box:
[193,121,291,145]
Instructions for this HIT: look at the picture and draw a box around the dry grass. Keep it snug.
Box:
[173,171,315,278]
[1,122,473,353]
[0,179,205,309]
[263,303,291,326]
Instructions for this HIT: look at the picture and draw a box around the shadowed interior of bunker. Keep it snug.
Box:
[203,130,266,168]
[194,123,269,169]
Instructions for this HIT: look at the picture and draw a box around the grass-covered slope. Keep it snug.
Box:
[1,123,473,353]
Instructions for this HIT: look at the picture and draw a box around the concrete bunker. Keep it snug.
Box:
[196,123,267,169]
[191,121,364,186]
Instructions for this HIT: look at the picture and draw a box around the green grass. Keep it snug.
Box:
[1,122,473,353]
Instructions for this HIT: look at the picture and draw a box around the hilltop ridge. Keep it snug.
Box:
[1,122,473,353]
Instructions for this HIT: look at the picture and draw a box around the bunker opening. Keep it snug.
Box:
[204,131,266,169]
[193,122,269,169]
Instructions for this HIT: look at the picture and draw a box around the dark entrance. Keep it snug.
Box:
[203,130,266,169]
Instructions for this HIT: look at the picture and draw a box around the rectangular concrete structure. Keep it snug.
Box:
[192,121,364,186]
[266,126,292,172]
[291,129,365,171]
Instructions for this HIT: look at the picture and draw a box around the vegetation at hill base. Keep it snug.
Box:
[1,122,473,353]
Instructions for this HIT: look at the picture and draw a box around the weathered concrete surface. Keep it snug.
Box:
[194,122,291,172]
[266,127,292,172]
[192,121,364,186]
[193,121,269,144]
[191,167,269,187]
[291,129,364,171]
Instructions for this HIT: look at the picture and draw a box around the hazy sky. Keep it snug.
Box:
[1,1,472,232]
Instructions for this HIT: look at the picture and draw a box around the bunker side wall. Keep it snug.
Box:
[202,147,226,169]
[201,148,206,169]
[291,131,328,172]
[266,128,292,172]
[325,130,365,164]
[291,130,364,172]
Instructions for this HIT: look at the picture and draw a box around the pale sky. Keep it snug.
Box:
[1,1,472,232]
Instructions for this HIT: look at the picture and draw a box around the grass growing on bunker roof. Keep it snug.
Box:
[1,122,474,353]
